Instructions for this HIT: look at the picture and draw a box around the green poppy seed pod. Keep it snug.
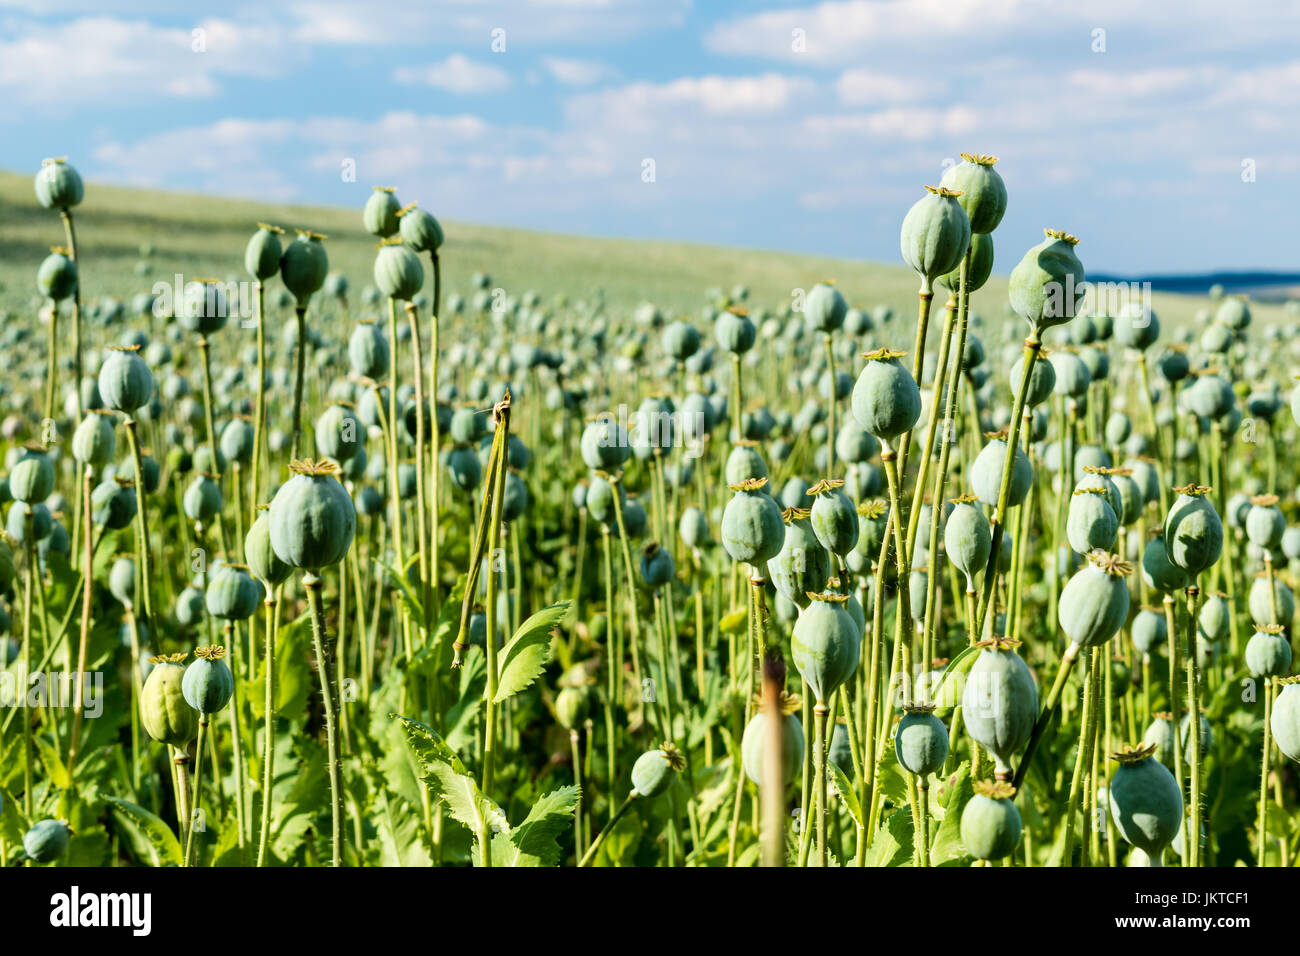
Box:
[639,541,675,589]
[851,348,921,440]
[1216,296,1251,331]
[1049,349,1091,397]
[1242,629,1294,681]
[35,157,84,209]
[23,819,72,863]
[450,406,490,444]
[1110,472,1144,526]
[37,247,78,301]
[72,411,116,471]
[7,502,51,545]
[269,459,356,570]
[961,781,1023,860]
[348,320,390,380]
[91,477,137,530]
[580,418,631,471]
[1141,714,1175,765]
[791,592,861,703]
[1131,607,1166,657]
[900,186,970,291]
[895,706,949,777]
[363,186,401,238]
[1114,302,1160,351]
[1009,351,1056,407]
[803,282,847,333]
[176,279,229,336]
[0,537,14,593]
[373,240,424,301]
[245,511,293,588]
[620,497,649,539]
[679,506,709,550]
[448,447,483,493]
[724,441,767,486]
[109,557,136,607]
[767,508,830,610]
[1246,494,1285,550]
[1067,488,1119,555]
[661,319,701,362]
[939,153,1007,235]
[1177,712,1213,758]
[1163,485,1223,578]
[828,721,852,770]
[1058,551,1132,651]
[1104,412,1131,448]
[315,403,364,463]
[280,231,329,305]
[182,645,235,714]
[939,231,994,292]
[854,501,889,559]
[219,418,255,468]
[741,706,804,786]
[1250,575,1294,628]
[555,686,587,730]
[205,563,264,621]
[721,478,785,565]
[962,638,1038,778]
[1108,744,1183,862]
[140,653,198,746]
[808,479,858,558]
[1069,313,1097,345]
[182,473,223,524]
[245,223,284,280]
[11,447,54,504]
[500,470,528,523]
[1141,534,1188,593]
[970,436,1032,508]
[1008,229,1085,334]
[835,421,880,465]
[630,743,684,798]
[1197,592,1229,641]
[1270,679,1300,763]
[99,345,154,413]
[397,202,444,252]
[715,307,756,354]
[945,495,991,588]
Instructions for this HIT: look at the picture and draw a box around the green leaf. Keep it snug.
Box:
[494,601,570,703]
[491,785,579,866]
[827,760,863,829]
[373,785,434,867]
[865,807,913,867]
[930,761,974,865]
[33,734,71,790]
[394,713,507,847]
[105,796,182,867]
[932,643,980,714]
[246,612,312,722]
[376,556,424,623]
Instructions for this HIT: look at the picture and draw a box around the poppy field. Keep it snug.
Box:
[0,153,1298,871]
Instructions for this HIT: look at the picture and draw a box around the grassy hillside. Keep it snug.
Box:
[0,170,1278,334]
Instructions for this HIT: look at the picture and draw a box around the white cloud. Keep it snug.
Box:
[0,15,288,103]
[569,73,816,121]
[836,68,940,105]
[393,54,510,93]
[541,57,617,86]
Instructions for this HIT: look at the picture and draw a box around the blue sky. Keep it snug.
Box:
[1,0,1297,274]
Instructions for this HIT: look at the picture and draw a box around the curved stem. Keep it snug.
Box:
[578,792,637,867]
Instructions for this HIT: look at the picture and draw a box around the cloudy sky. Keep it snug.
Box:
[2,0,1297,273]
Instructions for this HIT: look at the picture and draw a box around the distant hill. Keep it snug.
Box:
[1088,271,1300,303]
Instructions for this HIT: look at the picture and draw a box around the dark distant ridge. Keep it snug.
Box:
[1087,270,1300,301]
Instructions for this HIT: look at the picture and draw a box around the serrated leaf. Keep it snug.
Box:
[492,785,579,866]
[374,786,434,867]
[865,808,913,867]
[105,796,182,867]
[33,734,71,790]
[494,601,570,703]
[394,713,507,847]
[827,760,863,829]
